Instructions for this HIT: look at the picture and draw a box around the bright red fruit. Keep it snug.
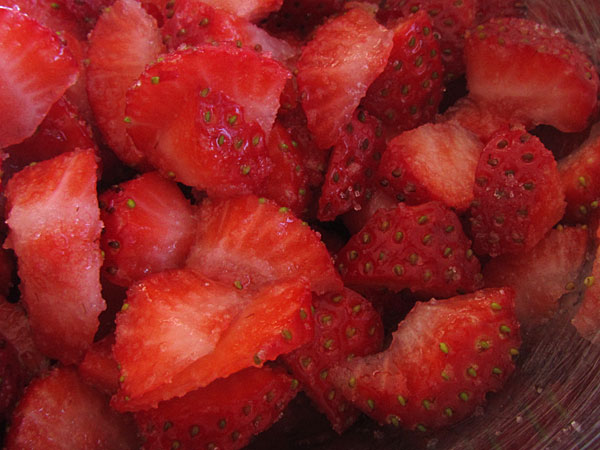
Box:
[342,189,397,235]
[0,7,78,148]
[297,6,393,150]
[136,366,298,450]
[362,11,444,134]
[198,0,282,22]
[283,288,384,433]
[5,367,140,450]
[4,149,105,365]
[86,0,165,168]
[484,226,589,326]
[0,334,24,420]
[469,129,566,257]
[377,122,483,211]
[78,334,121,395]
[330,288,521,431]
[337,202,483,299]
[464,17,599,133]
[573,239,600,343]
[99,172,196,287]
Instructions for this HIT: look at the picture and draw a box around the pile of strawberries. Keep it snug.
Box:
[0,0,599,448]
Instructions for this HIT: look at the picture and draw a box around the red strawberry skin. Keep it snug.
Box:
[330,288,521,431]
[0,7,79,148]
[337,202,483,299]
[136,366,298,450]
[4,149,105,365]
[464,17,599,133]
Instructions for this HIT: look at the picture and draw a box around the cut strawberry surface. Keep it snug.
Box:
[330,288,521,431]
[186,195,343,295]
[464,17,600,133]
[100,171,196,287]
[337,202,483,299]
[297,6,393,150]
[4,149,105,365]
[86,0,164,168]
[469,129,566,257]
[484,226,589,326]
[136,366,298,450]
[6,367,140,450]
[283,288,384,433]
[377,122,483,210]
[0,7,79,148]
[78,333,121,396]
[198,0,282,22]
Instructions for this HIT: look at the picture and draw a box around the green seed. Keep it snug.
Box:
[439,342,449,354]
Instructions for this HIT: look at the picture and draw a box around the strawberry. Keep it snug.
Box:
[0,333,24,420]
[558,122,600,223]
[464,17,600,133]
[329,287,521,431]
[5,367,140,450]
[342,189,397,235]
[469,129,566,257]
[99,171,196,288]
[0,7,79,148]
[60,0,115,32]
[135,366,298,450]
[4,149,105,365]
[377,122,483,211]
[78,333,121,395]
[336,202,483,299]
[297,6,393,150]
[196,0,283,22]
[86,0,165,168]
[283,288,384,433]
[317,109,385,222]
[185,195,343,295]
[113,271,313,411]
[362,11,444,134]
[572,241,600,343]
[484,225,589,326]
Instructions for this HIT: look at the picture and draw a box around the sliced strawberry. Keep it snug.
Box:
[0,333,24,420]
[99,171,196,287]
[78,334,121,395]
[135,366,298,450]
[377,122,483,211]
[318,109,385,222]
[484,226,589,326]
[297,6,393,150]
[329,287,521,431]
[113,270,312,411]
[5,367,140,450]
[336,202,483,299]
[283,288,384,433]
[0,7,78,148]
[342,189,397,235]
[86,0,165,168]
[464,17,599,133]
[185,195,343,295]
[197,0,282,22]
[362,11,444,134]
[469,129,566,257]
[4,149,105,365]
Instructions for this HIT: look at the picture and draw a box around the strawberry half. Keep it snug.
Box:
[329,287,521,431]
[464,17,600,133]
[297,6,393,149]
[4,149,104,365]
[336,202,483,299]
[469,129,566,257]
[0,7,79,148]
[283,288,384,433]
[135,366,298,450]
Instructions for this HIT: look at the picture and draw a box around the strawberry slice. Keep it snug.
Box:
[78,334,121,396]
[318,109,385,222]
[5,367,140,450]
[485,226,589,326]
[297,6,393,150]
[283,288,384,433]
[329,287,521,431]
[464,17,599,133]
[99,171,196,287]
[4,149,105,365]
[377,122,483,211]
[362,11,444,134]
[0,7,79,148]
[197,0,282,22]
[336,202,483,299]
[135,366,298,450]
[469,129,566,257]
[86,0,165,168]
[185,195,343,295]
